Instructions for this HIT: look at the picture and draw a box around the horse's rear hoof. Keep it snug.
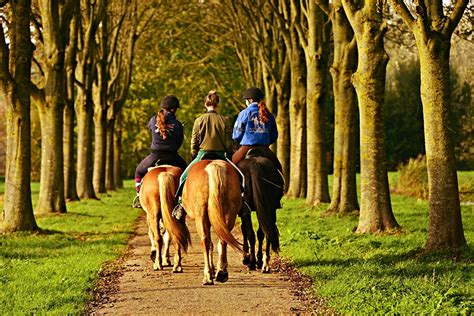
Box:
[216,271,229,283]
[248,263,256,271]
[173,266,183,273]
[257,260,263,270]
[150,250,156,262]
[242,254,250,265]
[202,278,214,285]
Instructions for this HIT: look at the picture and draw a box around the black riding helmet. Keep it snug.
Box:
[160,95,180,110]
[242,87,263,101]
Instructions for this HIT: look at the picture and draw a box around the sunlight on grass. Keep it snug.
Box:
[0,180,141,314]
[278,172,473,314]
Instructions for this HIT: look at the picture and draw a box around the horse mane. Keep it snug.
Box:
[205,161,243,253]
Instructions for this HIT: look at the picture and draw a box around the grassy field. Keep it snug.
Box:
[278,172,473,314]
[0,181,141,314]
[0,173,472,313]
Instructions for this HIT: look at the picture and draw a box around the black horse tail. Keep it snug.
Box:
[248,158,280,253]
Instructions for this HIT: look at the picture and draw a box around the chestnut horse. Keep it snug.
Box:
[140,165,190,272]
[182,159,243,285]
[238,153,284,273]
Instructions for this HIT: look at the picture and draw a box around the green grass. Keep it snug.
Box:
[0,180,141,314]
[277,172,473,314]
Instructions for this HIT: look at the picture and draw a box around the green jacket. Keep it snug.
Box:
[191,110,232,155]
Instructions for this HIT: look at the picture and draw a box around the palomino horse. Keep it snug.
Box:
[140,165,190,272]
[182,159,243,285]
[238,151,284,272]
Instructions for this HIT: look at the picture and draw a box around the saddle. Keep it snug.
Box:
[245,147,267,159]
[201,152,225,160]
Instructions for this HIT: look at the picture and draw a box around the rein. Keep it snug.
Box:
[249,171,284,190]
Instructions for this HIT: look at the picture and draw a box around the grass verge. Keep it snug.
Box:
[0,180,140,314]
[278,172,473,314]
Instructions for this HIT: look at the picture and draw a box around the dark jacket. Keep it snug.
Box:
[148,113,184,152]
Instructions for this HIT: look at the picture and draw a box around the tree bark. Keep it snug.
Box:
[64,12,79,201]
[114,113,123,189]
[342,0,399,232]
[105,116,116,190]
[302,0,331,205]
[389,0,467,249]
[324,0,359,215]
[1,0,38,232]
[275,67,291,188]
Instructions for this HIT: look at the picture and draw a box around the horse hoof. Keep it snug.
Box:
[150,250,156,262]
[153,263,163,271]
[257,260,263,269]
[163,258,172,267]
[242,255,250,265]
[173,266,183,273]
[202,278,214,285]
[216,271,229,283]
[248,263,256,271]
[261,265,270,273]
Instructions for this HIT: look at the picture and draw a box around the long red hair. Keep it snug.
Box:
[258,100,270,124]
[156,109,168,139]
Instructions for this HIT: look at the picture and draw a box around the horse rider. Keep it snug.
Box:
[232,87,282,172]
[133,95,187,208]
[172,90,240,220]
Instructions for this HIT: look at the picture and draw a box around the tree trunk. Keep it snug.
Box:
[105,117,115,191]
[286,43,307,198]
[76,92,97,199]
[417,37,466,249]
[326,0,359,215]
[93,108,107,194]
[342,0,399,232]
[114,113,123,189]
[36,105,66,213]
[64,11,79,202]
[275,76,291,188]
[305,2,330,205]
[1,0,38,232]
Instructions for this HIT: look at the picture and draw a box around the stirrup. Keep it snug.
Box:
[172,204,186,221]
[132,195,142,208]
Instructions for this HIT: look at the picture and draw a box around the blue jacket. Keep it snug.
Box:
[232,103,278,146]
[148,113,184,152]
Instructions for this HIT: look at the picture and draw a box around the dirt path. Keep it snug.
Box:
[90,214,323,314]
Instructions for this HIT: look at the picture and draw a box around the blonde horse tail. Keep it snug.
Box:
[206,162,243,253]
[159,172,191,253]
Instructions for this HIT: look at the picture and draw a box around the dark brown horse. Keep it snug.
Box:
[238,152,284,272]
[140,165,190,272]
[182,159,243,285]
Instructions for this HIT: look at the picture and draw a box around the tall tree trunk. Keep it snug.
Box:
[76,92,97,199]
[389,0,467,249]
[286,43,307,198]
[342,0,399,232]
[304,1,331,205]
[105,116,116,190]
[418,38,465,249]
[1,0,38,232]
[36,106,66,213]
[275,74,291,188]
[325,0,359,215]
[64,12,79,201]
[114,113,123,189]
[93,108,107,194]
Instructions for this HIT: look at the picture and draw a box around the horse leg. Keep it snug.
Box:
[150,217,164,271]
[256,227,264,269]
[162,228,172,267]
[241,221,250,265]
[172,245,183,273]
[240,214,256,270]
[196,218,213,285]
[145,214,158,263]
[215,240,229,282]
[262,238,271,273]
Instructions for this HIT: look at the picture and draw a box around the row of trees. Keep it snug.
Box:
[0,0,157,231]
[205,0,469,249]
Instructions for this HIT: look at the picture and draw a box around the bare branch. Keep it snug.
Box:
[388,0,415,28]
[443,0,469,36]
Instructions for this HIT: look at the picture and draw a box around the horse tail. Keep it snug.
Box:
[158,171,191,253]
[206,162,243,253]
[249,159,280,253]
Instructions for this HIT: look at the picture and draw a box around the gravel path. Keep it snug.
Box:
[90,214,322,314]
